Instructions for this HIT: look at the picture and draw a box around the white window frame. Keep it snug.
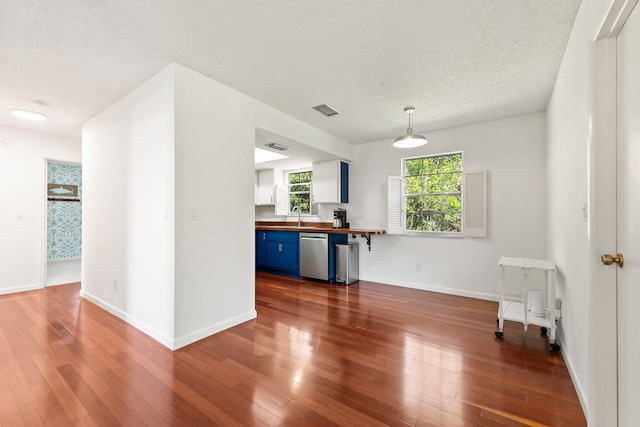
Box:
[286,169,314,216]
[402,151,463,236]
[387,152,487,237]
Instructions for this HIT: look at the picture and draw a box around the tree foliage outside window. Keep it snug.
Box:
[288,170,313,214]
[403,152,462,233]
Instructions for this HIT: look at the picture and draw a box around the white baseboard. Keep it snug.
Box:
[80,289,175,349]
[47,256,81,263]
[79,289,257,351]
[0,283,42,296]
[557,335,589,420]
[360,275,499,301]
[46,280,79,287]
[172,310,257,350]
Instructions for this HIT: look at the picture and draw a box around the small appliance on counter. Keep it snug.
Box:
[333,208,348,229]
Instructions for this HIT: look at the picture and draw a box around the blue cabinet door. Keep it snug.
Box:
[256,231,267,267]
[340,161,349,203]
[266,241,299,272]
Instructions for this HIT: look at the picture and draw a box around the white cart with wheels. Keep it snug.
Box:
[494,257,560,351]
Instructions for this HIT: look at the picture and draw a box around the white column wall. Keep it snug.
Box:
[172,64,257,345]
[349,113,547,300]
[81,62,354,349]
[81,65,176,347]
[0,125,81,295]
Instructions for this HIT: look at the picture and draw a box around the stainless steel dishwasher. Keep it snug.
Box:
[299,233,328,280]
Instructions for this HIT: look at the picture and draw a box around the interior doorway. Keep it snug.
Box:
[592,0,640,424]
[46,160,82,286]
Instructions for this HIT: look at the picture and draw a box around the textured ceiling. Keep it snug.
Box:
[0,0,581,144]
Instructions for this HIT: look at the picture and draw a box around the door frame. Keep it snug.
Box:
[590,0,638,424]
[43,158,83,287]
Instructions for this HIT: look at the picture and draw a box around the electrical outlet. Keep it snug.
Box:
[416,264,422,272]
[113,279,117,290]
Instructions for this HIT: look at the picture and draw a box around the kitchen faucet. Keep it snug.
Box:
[292,205,302,227]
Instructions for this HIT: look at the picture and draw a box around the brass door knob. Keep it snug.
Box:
[601,253,623,268]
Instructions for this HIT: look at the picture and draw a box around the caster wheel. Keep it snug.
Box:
[540,327,548,335]
[495,331,503,338]
[550,343,561,351]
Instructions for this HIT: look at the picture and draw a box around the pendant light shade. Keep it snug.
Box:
[393,106,427,148]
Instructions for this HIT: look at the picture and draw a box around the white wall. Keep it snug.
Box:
[82,65,176,347]
[0,125,81,295]
[349,113,547,300]
[546,0,621,422]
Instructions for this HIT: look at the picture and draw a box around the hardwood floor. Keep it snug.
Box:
[0,273,586,426]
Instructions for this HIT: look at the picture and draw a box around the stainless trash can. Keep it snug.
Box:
[336,242,359,284]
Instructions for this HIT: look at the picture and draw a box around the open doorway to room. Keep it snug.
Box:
[46,160,82,286]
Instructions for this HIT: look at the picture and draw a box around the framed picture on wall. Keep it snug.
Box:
[47,183,80,201]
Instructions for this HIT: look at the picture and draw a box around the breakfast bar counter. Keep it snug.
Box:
[255,221,385,250]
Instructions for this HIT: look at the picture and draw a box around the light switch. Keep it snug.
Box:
[17,211,23,219]
[189,207,198,220]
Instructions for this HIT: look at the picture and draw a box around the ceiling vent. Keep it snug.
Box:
[312,104,340,117]
[265,142,290,151]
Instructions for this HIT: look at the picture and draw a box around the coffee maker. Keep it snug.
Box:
[333,208,348,229]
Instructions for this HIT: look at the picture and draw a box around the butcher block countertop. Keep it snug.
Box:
[255,221,386,235]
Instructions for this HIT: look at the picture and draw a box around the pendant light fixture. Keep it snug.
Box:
[393,106,427,148]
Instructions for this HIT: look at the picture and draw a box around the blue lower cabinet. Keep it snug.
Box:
[256,230,348,281]
[256,231,300,276]
[266,241,299,272]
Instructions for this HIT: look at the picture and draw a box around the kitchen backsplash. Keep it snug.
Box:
[255,203,343,222]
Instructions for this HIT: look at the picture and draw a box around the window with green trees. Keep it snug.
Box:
[403,152,462,233]
[288,170,313,214]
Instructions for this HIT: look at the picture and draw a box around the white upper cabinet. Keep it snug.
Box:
[255,169,275,205]
[312,160,349,204]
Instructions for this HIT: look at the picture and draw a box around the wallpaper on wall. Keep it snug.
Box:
[47,161,82,259]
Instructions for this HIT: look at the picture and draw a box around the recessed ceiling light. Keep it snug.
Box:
[12,109,47,121]
[312,104,340,117]
[265,142,290,151]
[255,147,289,164]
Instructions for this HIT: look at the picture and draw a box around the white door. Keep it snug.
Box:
[616,3,640,423]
